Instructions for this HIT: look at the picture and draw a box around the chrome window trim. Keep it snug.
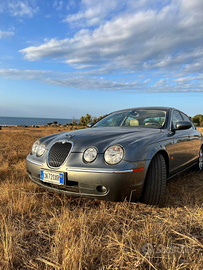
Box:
[47,140,74,169]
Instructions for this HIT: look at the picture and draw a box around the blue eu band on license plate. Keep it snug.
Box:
[40,170,64,185]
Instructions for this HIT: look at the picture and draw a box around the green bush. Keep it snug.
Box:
[79,114,92,126]
[192,114,203,126]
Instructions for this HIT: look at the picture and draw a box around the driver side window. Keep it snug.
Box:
[180,112,195,129]
[172,110,182,129]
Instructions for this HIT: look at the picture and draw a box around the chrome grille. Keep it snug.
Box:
[48,141,72,168]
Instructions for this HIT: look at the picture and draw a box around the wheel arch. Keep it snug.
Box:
[145,148,169,178]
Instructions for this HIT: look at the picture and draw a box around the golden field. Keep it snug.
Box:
[0,126,203,270]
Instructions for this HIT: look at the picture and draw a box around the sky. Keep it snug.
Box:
[0,0,203,119]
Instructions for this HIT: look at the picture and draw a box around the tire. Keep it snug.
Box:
[141,153,166,206]
[193,147,203,172]
[198,148,203,171]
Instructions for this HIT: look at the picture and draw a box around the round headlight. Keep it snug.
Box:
[104,145,124,165]
[31,140,40,154]
[36,144,46,157]
[84,147,98,163]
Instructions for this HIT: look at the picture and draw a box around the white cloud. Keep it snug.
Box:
[0,0,39,18]
[0,69,48,80]
[0,55,14,60]
[10,0,202,94]
[63,0,120,26]
[20,0,203,77]
[174,74,203,84]
[175,61,203,77]
[0,30,14,39]
[0,68,203,93]
[0,2,6,12]
[53,1,64,11]
[66,0,76,11]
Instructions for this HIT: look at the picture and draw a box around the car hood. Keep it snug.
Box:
[49,127,161,153]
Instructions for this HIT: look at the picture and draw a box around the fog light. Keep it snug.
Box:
[96,185,107,193]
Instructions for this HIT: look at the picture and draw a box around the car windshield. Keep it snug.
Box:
[94,109,167,129]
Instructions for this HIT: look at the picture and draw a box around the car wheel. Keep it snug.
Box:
[198,148,203,171]
[141,153,166,206]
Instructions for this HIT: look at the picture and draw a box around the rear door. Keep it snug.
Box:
[179,112,201,162]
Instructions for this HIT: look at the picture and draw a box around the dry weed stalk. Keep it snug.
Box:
[0,126,202,269]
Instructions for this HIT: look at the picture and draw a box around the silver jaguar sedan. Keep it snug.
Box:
[26,107,203,206]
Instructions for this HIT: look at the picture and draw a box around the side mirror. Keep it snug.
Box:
[175,121,192,130]
[87,122,94,128]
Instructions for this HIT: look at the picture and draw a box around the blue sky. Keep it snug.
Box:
[0,0,203,119]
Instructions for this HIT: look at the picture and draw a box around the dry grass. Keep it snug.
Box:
[0,126,203,270]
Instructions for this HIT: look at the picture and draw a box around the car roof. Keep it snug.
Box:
[112,106,174,114]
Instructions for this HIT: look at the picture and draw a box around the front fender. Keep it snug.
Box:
[124,141,169,161]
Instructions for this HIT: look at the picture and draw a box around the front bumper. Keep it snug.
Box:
[26,156,149,202]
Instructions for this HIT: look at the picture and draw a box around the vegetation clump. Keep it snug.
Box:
[79,113,107,126]
[192,114,203,127]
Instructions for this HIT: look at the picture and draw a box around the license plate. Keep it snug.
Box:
[40,170,64,185]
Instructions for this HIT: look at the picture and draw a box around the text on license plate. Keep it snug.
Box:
[40,170,64,185]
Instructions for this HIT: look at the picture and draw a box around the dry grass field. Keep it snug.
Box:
[0,126,203,269]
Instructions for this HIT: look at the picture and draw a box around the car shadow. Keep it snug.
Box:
[165,171,203,207]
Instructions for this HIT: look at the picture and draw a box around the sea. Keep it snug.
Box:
[0,116,77,126]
